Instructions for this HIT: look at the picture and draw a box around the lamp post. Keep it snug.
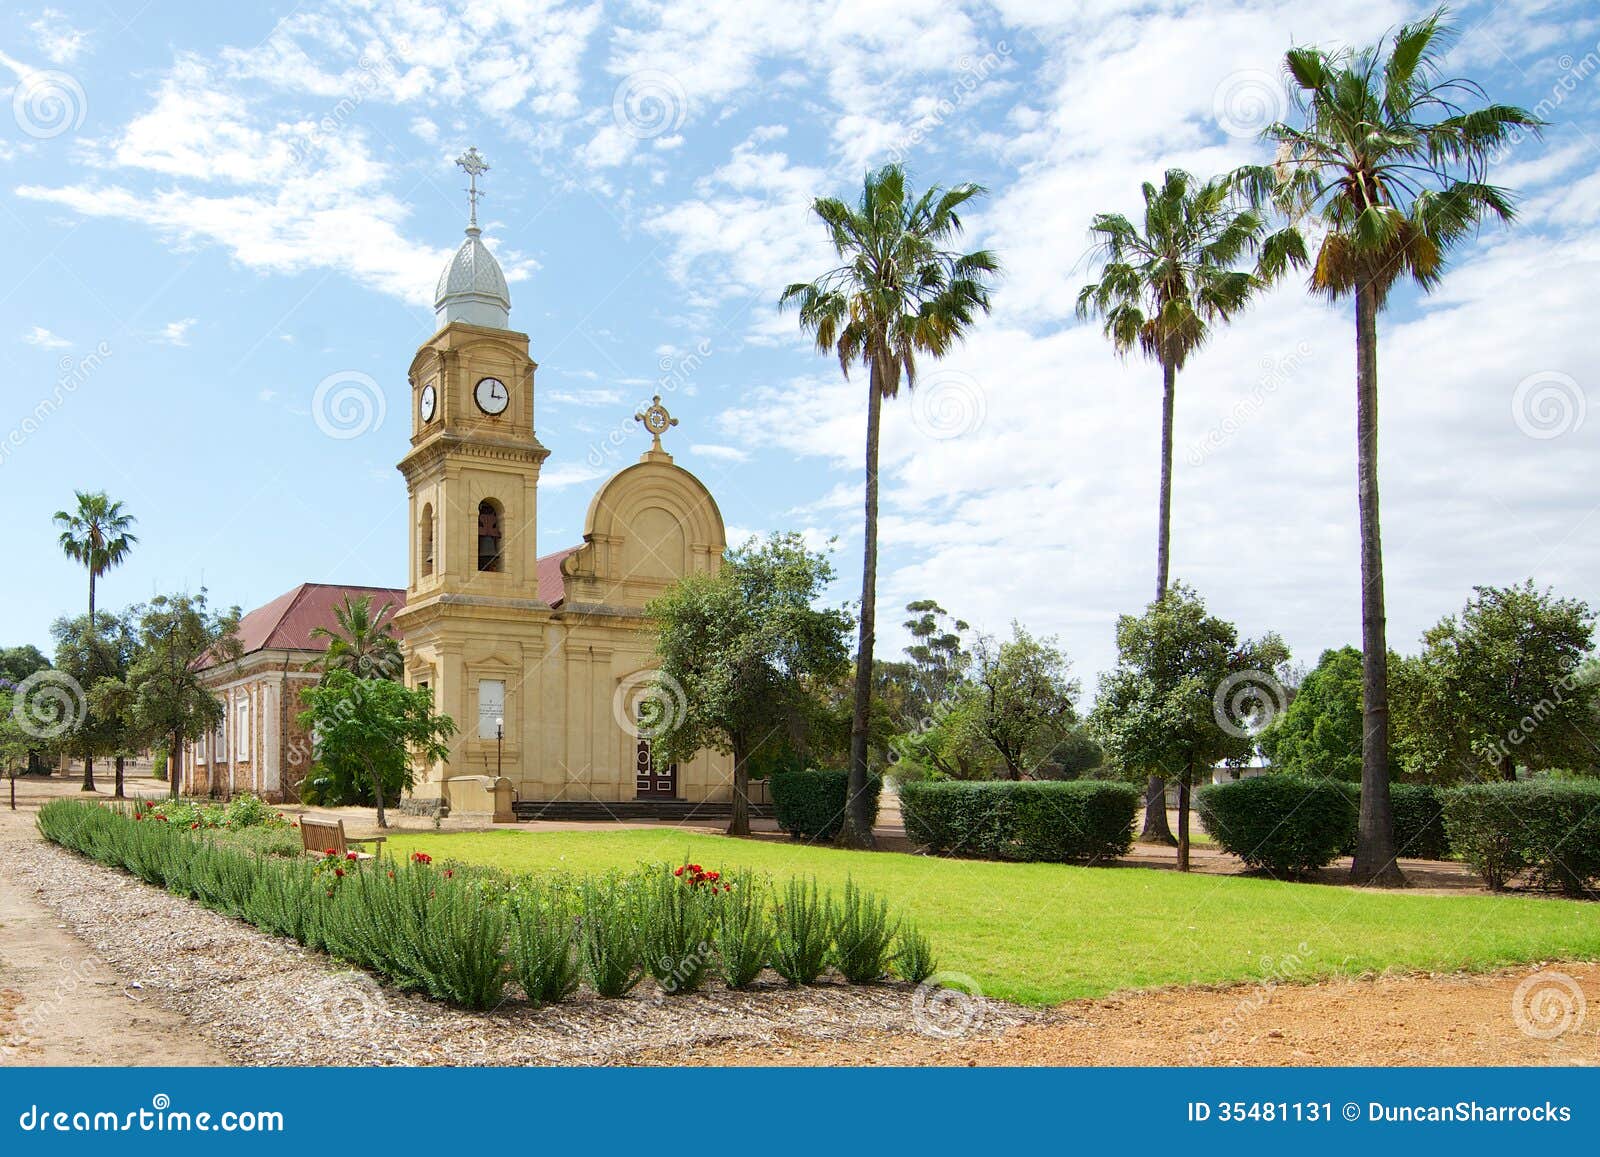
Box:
[495,716,504,780]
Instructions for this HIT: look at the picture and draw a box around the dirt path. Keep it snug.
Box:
[0,791,226,1065]
[629,965,1600,1066]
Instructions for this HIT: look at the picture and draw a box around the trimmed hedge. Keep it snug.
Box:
[1196,776,1356,878]
[771,769,882,841]
[898,780,1139,863]
[1441,780,1600,895]
[1334,783,1452,861]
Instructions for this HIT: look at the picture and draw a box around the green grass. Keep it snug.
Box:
[383,829,1600,1006]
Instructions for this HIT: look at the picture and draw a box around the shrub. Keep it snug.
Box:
[416,874,510,1009]
[1333,782,1452,861]
[580,876,643,998]
[771,770,882,842]
[1196,776,1356,878]
[636,864,717,995]
[831,878,898,983]
[714,874,774,990]
[509,885,581,1006]
[771,876,832,984]
[899,780,1140,862]
[1443,780,1600,894]
[895,921,937,984]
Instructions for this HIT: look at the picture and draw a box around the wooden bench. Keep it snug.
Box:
[299,816,386,861]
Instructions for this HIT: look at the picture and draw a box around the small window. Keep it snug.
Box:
[478,679,505,739]
[237,696,251,761]
[477,500,502,572]
[420,503,435,576]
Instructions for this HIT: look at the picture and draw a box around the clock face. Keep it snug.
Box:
[419,384,437,422]
[474,377,509,415]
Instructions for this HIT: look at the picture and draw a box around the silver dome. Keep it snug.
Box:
[434,226,511,329]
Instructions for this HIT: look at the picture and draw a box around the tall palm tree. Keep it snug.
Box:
[53,490,138,621]
[312,594,402,680]
[1252,6,1542,886]
[1077,169,1304,847]
[781,164,999,849]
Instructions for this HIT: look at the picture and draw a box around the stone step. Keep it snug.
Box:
[511,799,776,822]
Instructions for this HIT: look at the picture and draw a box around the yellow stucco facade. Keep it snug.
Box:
[393,316,731,814]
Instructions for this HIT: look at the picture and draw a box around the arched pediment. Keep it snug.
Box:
[560,457,726,611]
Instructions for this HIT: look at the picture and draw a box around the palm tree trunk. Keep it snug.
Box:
[840,362,883,850]
[88,570,96,622]
[727,735,751,837]
[1349,283,1405,888]
[1139,359,1179,847]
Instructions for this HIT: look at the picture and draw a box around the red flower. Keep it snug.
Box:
[673,866,684,877]
[346,852,358,861]
[324,848,339,856]
[334,868,345,878]
[443,869,454,878]
[411,851,432,864]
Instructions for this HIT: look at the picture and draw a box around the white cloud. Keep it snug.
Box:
[690,443,750,462]
[21,325,69,349]
[154,318,197,346]
[546,388,626,406]
[29,9,89,65]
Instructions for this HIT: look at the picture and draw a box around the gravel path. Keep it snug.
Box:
[5,836,1043,1066]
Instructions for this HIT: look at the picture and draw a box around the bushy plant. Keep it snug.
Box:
[1442,780,1600,894]
[771,876,832,984]
[636,864,718,995]
[831,878,898,983]
[771,769,882,842]
[714,874,774,990]
[580,876,643,998]
[509,884,581,1006]
[894,920,937,983]
[1196,776,1356,878]
[899,780,1139,862]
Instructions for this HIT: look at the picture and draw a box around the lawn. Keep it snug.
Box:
[384,828,1600,1006]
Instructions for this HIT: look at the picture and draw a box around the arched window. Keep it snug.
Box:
[420,503,435,576]
[477,500,502,572]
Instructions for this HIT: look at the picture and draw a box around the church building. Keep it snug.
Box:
[194,149,734,816]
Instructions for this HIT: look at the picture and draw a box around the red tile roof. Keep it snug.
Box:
[538,546,579,607]
[216,583,406,664]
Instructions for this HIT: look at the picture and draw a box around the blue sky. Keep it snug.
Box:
[1,0,1596,684]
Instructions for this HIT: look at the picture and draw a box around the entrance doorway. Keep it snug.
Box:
[634,740,677,799]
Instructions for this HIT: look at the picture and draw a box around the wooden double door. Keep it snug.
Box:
[635,741,677,799]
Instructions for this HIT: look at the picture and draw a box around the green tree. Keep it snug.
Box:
[311,593,402,680]
[0,687,35,807]
[963,624,1081,779]
[124,592,242,798]
[1077,168,1303,844]
[298,671,454,829]
[53,491,138,620]
[1090,584,1290,871]
[50,612,128,792]
[901,600,972,717]
[781,164,999,848]
[80,610,139,799]
[1252,7,1543,886]
[1394,582,1596,782]
[1259,646,1369,780]
[0,645,51,686]
[647,533,853,836]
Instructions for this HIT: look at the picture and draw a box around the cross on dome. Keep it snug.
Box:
[456,146,490,228]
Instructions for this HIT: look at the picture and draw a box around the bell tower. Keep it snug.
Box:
[398,147,549,602]
[395,148,551,813]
